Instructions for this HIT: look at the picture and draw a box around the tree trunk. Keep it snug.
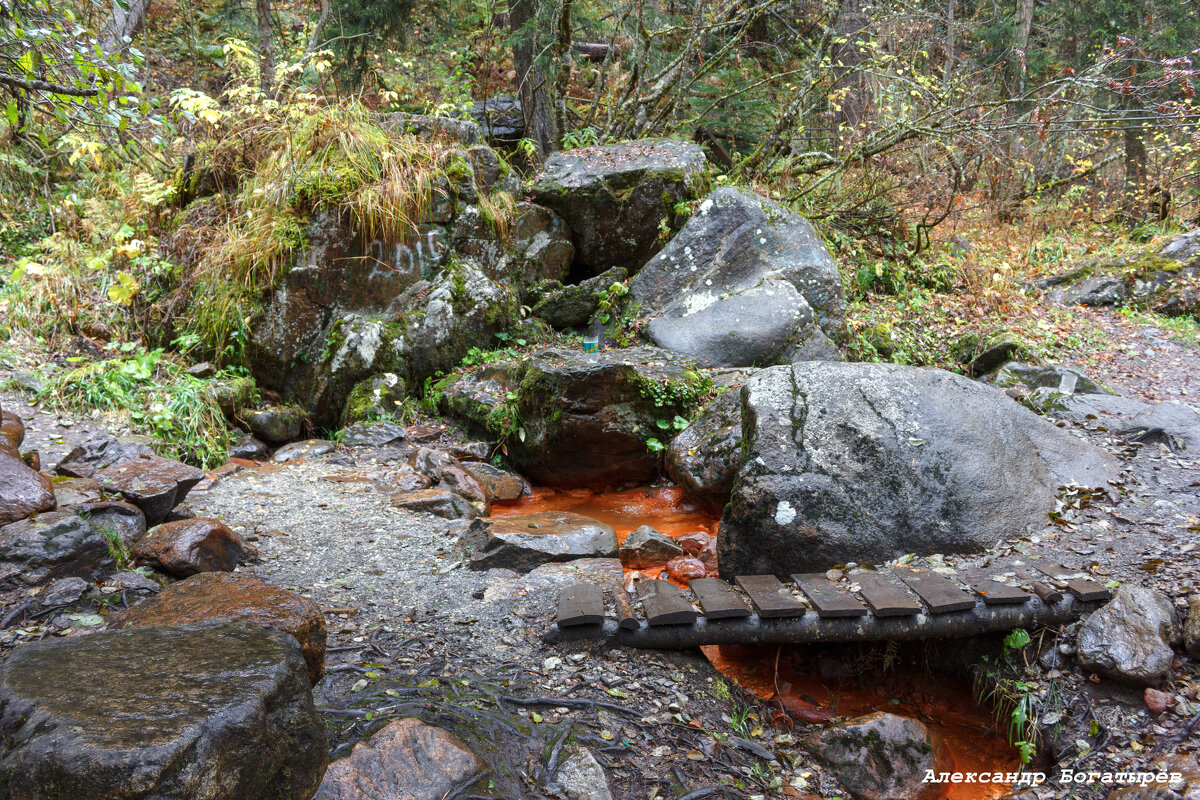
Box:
[552,0,573,145]
[830,0,870,146]
[943,0,955,87]
[510,0,559,158]
[1123,99,1149,218]
[99,0,153,54]
[1014,0,1035,95]
[256,0,275,97]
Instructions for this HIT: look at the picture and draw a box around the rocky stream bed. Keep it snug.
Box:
[0,137,1199,800]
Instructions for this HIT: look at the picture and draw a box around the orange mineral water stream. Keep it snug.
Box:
[494,486,1018,798]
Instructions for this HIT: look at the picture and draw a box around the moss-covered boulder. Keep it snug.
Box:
[530,139,708,276]
[438,346,709,488]
[1047,250,1200,317]
[343,373,406,425]
[533,267,628,329]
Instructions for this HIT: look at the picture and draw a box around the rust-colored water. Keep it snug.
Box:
[492,485,721,584]
[495,486,1018,797]
[492,485,719,543]
[703,645,1019,800]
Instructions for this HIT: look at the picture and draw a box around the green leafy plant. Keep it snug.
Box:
[95,522,132,570]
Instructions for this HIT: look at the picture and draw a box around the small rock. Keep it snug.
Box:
[1118,402,1200,452]
[40,577,89,607]
[448,441,490,461]
[108,570,161,593]
[272,439,336,463]
[165,503,196,521]
[391,489,481,520]
[77,500,147,547]
[229,435,269,460]
[619,526,684,569]
[0,448,56,526]
[110,571,327,685]
[372,465,432,493]
[410,447,489,508]
[49,476,103,505]
[93,454,205,526]
[0,622,327,800]
[1051,274,1127,306]
[53,433,156,478]
[546,748,613,800]
[968,340,1021,377]
[1076,585,1181,687]
[0,408,25,450]
[314,718,480,800]
[461,462,528,503]
[807,712,945,800]
[675,531,713,555]
[243,405,307,444]
[1144,687,1175,715]
[462,512,618,572]
[1184,594,1200,659]
[185,361,216,378]
[131,517,258,577]
[666,554,707,582]
[341,421,407,448]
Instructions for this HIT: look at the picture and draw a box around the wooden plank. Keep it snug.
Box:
[557,583,604,627]
[893,568,976,614]
[1000,561,1065,604]
[636,580,697,626]
[1033,563,1111,602]
[967,574,1031,606]
[792,573,868,618]
[611,585,639,630]
[689,578,752,620]
[734,575,806,619]
[851,572,922,616]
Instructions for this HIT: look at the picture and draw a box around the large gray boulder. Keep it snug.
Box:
[629,187,846,367]
[716,362,1120,576]
[439,346,708,488]
[530,139,708,275]
[1076,585,1181,687]
[0,622,327,800]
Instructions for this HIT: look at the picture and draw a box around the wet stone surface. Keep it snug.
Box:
[0,622,327,800]
[110,571,327,685]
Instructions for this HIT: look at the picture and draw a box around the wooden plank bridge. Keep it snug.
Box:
[548,562,1112,649]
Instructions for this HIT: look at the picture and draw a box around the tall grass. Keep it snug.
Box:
[173,101,457,361]
[35,349,247,468]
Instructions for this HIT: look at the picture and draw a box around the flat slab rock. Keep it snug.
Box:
[110,571,327,685]
[0,622,327,800]
[93,454,205,526]
[461,512,618,571]
[314,717,481,800]
[391,488,481,520]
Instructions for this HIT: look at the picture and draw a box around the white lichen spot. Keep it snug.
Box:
[775,501,797,525]
[683,291,718,315]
